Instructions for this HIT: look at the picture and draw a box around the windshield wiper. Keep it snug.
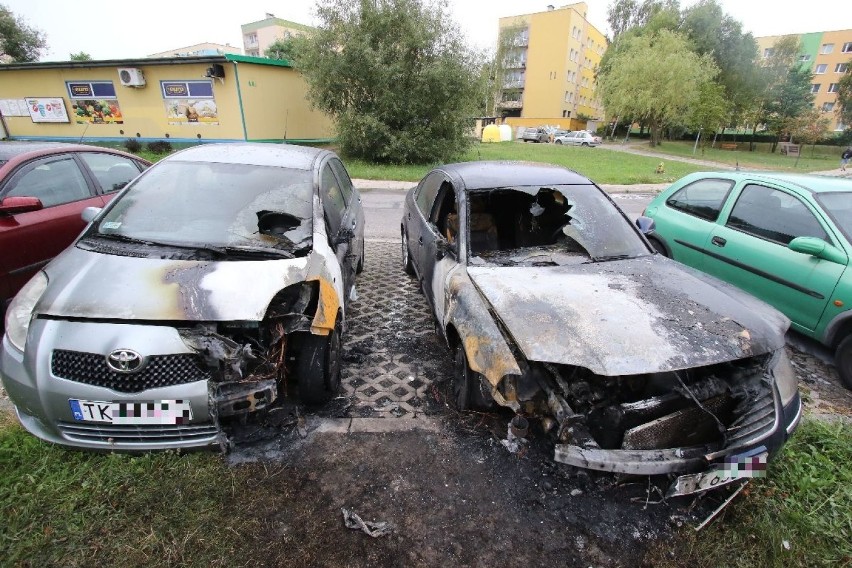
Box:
[590,254,634,263]
[191,244,295,260]
[90,233,162,246]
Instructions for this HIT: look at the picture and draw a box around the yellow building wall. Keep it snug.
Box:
[0,63,244,142]
[504,117,586,131]
[816,30,852,129]
[0,60,334,142]
[235,63,334,141]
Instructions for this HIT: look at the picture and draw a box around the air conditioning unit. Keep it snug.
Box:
[118,67,146,87]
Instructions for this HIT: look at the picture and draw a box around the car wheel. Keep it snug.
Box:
[835,335,852,390]
[648,237,668,257]
[453,343,494,411]
[555,140,563,145]
[298,321,342,405]
[401,230,415,275]
[581,142,589,147]
[356,236,365,274]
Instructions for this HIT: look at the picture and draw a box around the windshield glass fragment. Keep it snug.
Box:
[449,186,648,266]
[93,161,314,254]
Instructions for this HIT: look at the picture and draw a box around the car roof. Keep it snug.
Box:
[165,142,330,170]
[0,141,111,161]
[687,171,852,194]
[440,161,593,190]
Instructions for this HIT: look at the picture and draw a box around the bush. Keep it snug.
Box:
[123,138,141,153]
[146,140,173,154]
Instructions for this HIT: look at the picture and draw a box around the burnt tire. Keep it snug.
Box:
[835,335,852,390]
[453,343,494,411]
[298,322,342,405]
[401,230,415,275]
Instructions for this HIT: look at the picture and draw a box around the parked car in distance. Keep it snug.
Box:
[641,171,852,389]
[400,161,800,496]
[555,130,601,147]
[1,143,364,451]
[0,142,150,314]
[520,127,549,143]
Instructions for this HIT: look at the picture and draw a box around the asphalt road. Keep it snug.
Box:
[359,187,655,239]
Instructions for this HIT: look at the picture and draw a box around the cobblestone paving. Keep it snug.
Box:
[340,239,452,419]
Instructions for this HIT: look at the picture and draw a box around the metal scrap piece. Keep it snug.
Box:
[341,508,394,538]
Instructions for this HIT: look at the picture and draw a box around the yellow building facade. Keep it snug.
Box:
[497,2,606,131]
[0,54,333,143]
[757,29,852,131]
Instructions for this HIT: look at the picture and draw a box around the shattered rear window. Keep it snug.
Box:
[458,185,649,266]
[94,160,313,252]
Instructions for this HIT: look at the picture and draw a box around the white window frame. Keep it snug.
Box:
[812,84,821,93]
[815,64,828,74]
[828,83,839,93]
[821,43,834,54]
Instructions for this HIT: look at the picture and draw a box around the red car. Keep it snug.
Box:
[0,142,150,313]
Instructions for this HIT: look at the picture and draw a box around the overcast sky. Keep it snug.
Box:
[4,0,850,61]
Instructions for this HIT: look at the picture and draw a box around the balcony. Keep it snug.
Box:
[502,80,525,89]
[497,100,523,109]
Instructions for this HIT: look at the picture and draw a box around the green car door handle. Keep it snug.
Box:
[711,236,727,247]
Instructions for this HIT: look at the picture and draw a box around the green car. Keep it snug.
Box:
[642,172,852,388]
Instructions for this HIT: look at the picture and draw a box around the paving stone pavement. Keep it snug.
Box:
[340,239,452,419]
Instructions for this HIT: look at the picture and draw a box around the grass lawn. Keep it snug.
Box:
[647,418,852,567]
[640,140,842,173]
[345,141,706,185]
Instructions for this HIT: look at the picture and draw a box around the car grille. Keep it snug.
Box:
[58,421,219,445]
[724,378,779,450]
[51,349,211,393]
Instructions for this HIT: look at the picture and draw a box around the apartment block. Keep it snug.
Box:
[241,13,313,58]
[148,43,242,58]
[757,29,852,131]
[497,2,607,128]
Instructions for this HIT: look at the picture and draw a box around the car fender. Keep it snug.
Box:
[306,193,344,336]
[444,270,522,399]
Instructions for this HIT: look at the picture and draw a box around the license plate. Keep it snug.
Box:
[667,449,768,497]
[69,399,192,425]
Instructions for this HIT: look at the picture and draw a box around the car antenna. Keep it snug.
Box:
[78,122,90,144]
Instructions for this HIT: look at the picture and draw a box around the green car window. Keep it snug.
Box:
[727,184,828,245]
[665,178,733,221]
[814,192,852,242]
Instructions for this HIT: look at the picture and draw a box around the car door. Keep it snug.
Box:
[407,172,445,280]
[419,179,458,310]
[77,152,147,199]
[702,182,845,333]
[652,176,735,267]
[329,157,364,273]
[0,153,98,303]
[319,161,353,296]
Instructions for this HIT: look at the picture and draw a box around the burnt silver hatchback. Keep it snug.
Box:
[1,143,364,450]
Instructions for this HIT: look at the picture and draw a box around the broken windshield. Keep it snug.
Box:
[91,161,314,253]
[458,185,649,265]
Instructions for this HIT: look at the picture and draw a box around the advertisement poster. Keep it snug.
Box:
[164,99,218,125]
[66,81,124,124]
[0,99,29,117]
[70,99,124,124]
[26,98,70,123]
[162,80,218,125]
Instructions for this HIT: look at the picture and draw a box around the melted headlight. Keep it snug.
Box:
[771,348,798,406]
[5,271,48,352]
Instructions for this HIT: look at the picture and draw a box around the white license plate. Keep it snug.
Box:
[69,399,192,425]
[667,450,769,496]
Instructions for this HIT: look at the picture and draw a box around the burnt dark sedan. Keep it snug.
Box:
[401,161,801,496]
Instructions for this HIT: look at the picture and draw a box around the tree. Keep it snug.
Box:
[837,63,852,128]
[0,4,46,62]
[686,81,729,149]
[597,29,718,146]
[69,51,91,61]
[264,37,297,61]
[786,108,831,165]
[294,0,482,164]
[606,0,679,40]
[763,66,815,151]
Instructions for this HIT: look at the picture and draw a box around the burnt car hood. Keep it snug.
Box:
[467,255,789,376]
[36,246,310,321]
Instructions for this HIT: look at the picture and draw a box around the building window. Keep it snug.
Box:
[829,83,840,93]
[244,32,258,46]
[815,64,827,74]
[822,102,836,112]
[838,122,847,131]
[844,42,852,53]
[821,43,834,54]
[812,84,821,93]
[799,54,811,62]
[837,63,849,73]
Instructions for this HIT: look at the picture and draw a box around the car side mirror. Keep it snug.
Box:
[436,236,456,260]
[635,216,656,234]
[788,236,848,265]
[81,207,102,223]
[0,196,43,215]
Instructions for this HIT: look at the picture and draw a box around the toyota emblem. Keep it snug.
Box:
[106,349,144,373]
